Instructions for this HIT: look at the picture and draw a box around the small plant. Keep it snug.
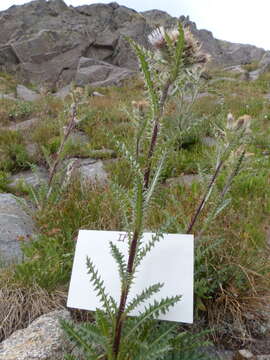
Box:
[26,96,81,210]
[0,130,31,172]
[8,100,34,121]
[0,170,10,192]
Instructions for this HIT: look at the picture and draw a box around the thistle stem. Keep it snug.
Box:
[112,229,139,358]
[186,159,224,234]
[144,79,171,189]
[46,103,77,199]
[112,79,171,359]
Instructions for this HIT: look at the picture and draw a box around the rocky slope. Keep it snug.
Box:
[0,0,268,89]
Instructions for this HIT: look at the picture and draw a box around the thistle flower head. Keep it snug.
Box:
[148,25,210,67]
[182,28,210,67]
[148,26,167,50]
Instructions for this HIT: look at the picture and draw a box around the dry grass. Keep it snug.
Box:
[207,292,270,351]
[0,270,67,341]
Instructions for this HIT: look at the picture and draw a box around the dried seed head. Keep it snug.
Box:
[182,28,210,66]
[148,25,210,67]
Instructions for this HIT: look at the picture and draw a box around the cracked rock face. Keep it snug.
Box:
[0,0,268,88]
[0,0,148,88]
[0,193,35,265]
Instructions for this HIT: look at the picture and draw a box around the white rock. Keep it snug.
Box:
[0,310,71,360]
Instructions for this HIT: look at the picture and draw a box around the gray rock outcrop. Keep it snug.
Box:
[0,310,71,360]
[0,0,148,88]
[8,167,48,190]
[16,85,41,102]
[0,193,35,265]
[0,0,268,88]
[75,57,134,87]
[65,158,108,186]
[249,52,270,80]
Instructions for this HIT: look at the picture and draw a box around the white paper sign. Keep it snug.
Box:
[67,230,194,323]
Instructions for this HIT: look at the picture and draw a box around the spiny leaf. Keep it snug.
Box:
[125,295,181,338]
[125,283,164,314]
[135,232,163,267]
[109,241,127,284]
[86,257,116,319]
[60,320,96,358]
[171,23,185,81]
[127,38,159,117]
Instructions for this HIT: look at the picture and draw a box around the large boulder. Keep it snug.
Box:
[75,57,134,87]
[16,85,41,102]
[65,158,108,186]
[0,0,148,88]
[0,0,268,87]
[0,310,71,360]
[0,193,35,264]
[8,167,48,190]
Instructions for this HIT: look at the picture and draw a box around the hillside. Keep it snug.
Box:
[0,0,269,89]
[0,2,270,360]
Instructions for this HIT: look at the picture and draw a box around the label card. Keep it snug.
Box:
[67,230,194,323]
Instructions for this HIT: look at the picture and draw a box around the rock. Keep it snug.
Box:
[80,159,108,184]
[202,347,234,360]
[0,193,35,264]
[16,85,40,102]
[224,65,246,74]
[0,309,71,360]
[88,149,116,159]
[223,65,249,80]
[65,158,108,186]
[68,130,89,145]
[8,167,48,190]
[202,136,217,147]
[54,84,72,99]
[0,93,16,100]
[25,143,39,158]
[184,92,211,102]
[249,69,262,81]
[8,117,39,131]
[249,52,270,80]
[166,174,200,187]
[0,0,268,86]
[233,349,255,360]
[75,57,134,87]
[92,91,104,97]
[209,77,237,84]
[0,1,146,87]
[263,93,270,101]
[257,356,270,360]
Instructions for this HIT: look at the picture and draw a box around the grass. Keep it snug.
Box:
[0,70,269,348]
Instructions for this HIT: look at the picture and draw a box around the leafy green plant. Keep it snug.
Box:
[0,170,10,192]
[0,130,31,172]
[8,100,35,120]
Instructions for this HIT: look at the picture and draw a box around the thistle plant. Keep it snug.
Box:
[62,24,213,360]
[26,93,81,210]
